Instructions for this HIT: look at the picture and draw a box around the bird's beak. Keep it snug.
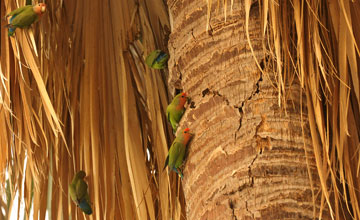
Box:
[41,6,46,13]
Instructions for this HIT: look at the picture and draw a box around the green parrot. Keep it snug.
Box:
[163,128,193,179]
[69,171,92,215]
[5,3,46,37]
[166,92,188,133]
[145,50,169,69]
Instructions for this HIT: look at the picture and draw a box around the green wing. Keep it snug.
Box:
[145,50,161,67]
[152,53,169,69]
[6,5,32,17]
[69,183,77,203]
[69,171,87,204]
[173,108,184,124]
[175,143,186,168]
[76,179,88,201]
[166,105,171,123]
[166,105,177,132]
[166,104,183,132]
[168,141,185,169]
[10,8,38,28]
[145,50,169,69]
[169,116,178,132]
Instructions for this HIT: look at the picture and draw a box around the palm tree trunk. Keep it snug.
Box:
[168,1,330,219]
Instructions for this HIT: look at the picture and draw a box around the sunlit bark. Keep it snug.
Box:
[168,1,330,219]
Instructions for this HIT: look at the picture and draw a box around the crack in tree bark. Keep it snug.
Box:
[229,199,238,220]
[191,29,197,41]
[237,72,263,130]
[208,24,214,39]
[178,66,183,80]
[234,71,263,141]
[195,71,264,147]
[248,154,257,184]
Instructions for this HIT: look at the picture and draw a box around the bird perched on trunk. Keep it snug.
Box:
[69,171,92,215]
[163,128,193,179]
[5,3,46,37]
[166,92,188,133]
[145,50,169,69]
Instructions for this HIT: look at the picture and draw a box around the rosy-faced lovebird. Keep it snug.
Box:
[145,50,169,69]
[166,92,188,133]
[69,171,92,215]
[5,3,46,37]
[163,128,193,179]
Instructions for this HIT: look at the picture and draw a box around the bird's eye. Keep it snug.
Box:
[181,96,184,98]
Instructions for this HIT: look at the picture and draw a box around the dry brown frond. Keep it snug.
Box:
[0,0,182,219]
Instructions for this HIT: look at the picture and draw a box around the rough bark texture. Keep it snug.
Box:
[168,0,330,219]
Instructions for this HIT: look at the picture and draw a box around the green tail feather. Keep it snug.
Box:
[79,199,92,215]
[8,28,15,37]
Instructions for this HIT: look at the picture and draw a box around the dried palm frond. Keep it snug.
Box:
[1,0,184,219]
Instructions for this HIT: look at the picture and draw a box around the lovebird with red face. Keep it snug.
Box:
[163,128,193,179]
[5,3,46,37]
[166,92,188,133]
[69,171,92,215]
